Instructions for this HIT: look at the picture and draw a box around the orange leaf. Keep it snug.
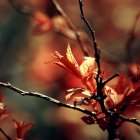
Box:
[66,88,91,101]
[81,116,95,125]
[32,11,52,35]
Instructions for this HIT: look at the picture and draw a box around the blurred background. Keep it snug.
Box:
[0,0,140,140]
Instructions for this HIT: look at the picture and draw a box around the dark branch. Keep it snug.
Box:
[78,0,104,113]
[78,0,100,73]
[0,82,96,117]
[102,73,119,86]
[118,114,140,126]
[78,0,102,101]
[0,128,11,140]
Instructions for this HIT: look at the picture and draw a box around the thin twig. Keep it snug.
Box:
[0,82,96,117]
[78,0,103,109]
[102,73,119,86]
[118,114,140,126]
[0,128,12,140]
[78,1,99,62]
[77,3,113,129]
[78,1,102,97]
[53,0,89,57]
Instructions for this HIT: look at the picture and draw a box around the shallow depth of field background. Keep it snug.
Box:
[0,0,140,140]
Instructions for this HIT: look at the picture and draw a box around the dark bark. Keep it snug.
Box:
[107,118,120,140]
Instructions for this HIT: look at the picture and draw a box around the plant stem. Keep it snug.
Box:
[53,0,89,57]
[107,127,120,140]
[0,128,11,140]
[107,116,120,140]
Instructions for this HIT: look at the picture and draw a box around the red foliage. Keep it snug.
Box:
[0,95,9,119]
[13,119,33,140]
[51,45,140,131]
[32,11,53,35]
[52,44,97,92]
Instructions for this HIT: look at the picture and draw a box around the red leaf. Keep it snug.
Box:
[13,119,33,139]
[32,11,52,35]
[81,116,95,125]
[52,44,97,92]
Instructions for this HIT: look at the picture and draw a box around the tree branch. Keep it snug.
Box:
[78,0,102,101]
[0,82,96,117]
[0,128,11,140]
[118,114,140,126]
[53,0,89,57]
[102,73,119,86]
[78,0,99,66]
[78,2,105,114]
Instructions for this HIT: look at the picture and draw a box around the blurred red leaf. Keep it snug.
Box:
[81,116,95,125]
[128,63,140,83]
[13,119,33,140]
[32,11,53,35]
